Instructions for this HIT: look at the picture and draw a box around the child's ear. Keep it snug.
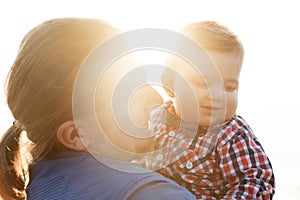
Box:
[56,120,86,151]
[161,72,175,98]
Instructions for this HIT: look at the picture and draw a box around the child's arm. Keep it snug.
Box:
[217,116,275,199]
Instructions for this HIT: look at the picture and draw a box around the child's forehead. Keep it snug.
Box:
[165,53,216,75]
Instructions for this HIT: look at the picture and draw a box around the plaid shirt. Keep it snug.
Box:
[143,102,275,199]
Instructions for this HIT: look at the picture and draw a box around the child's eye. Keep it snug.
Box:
[192,81,208,89]
[225,84,237,91]
[196,82,207,88]
[189,77,208,88]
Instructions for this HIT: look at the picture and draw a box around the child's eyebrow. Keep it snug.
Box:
[188,75,220,83]
[224,78,239,84]
[188,76,239,86]
[188,75,210,81]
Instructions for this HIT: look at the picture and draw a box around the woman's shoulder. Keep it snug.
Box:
[27,151,195,199]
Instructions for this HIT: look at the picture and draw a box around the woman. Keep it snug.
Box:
[0,18,195,200]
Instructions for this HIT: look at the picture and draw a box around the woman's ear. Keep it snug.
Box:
[56,120,86,151]
[161,72,175,98]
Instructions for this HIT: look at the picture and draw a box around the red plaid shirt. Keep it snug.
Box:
[143,102,275,199]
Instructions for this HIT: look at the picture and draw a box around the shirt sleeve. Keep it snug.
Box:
[217,117,275,199]
[141,128,193,170]
[142,104,193,170]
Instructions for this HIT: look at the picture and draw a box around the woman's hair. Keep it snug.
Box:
[0,18,119,199]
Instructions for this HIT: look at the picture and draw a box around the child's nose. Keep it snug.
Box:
[206,86,224,102]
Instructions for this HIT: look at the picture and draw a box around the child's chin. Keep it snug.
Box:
[199,118,224,128]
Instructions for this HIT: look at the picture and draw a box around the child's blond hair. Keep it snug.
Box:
[181,21,244,56]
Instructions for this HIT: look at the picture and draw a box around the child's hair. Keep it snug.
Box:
[181,20,244,56]
[0,18,119,199]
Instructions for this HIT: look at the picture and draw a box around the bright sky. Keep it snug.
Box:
[0,1,299,199]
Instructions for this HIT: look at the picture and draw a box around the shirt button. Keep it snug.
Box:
[168,131,175,137]
[157,154,163,161]
[186,161,193,169]
[145,160,150,168]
